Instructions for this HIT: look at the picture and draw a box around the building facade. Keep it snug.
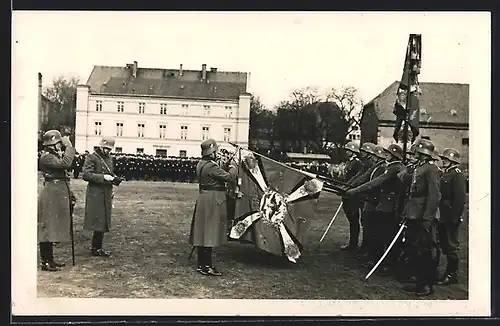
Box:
[75,62,251,157]
[360,81,469,165]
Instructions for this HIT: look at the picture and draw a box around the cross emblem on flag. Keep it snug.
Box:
[229,148,324,263]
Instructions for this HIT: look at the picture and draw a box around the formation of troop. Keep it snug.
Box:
[336,140,466,297]
[37,128,466,297]
[39,150,331,183]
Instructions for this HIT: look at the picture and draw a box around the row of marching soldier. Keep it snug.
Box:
[337,139,466,297]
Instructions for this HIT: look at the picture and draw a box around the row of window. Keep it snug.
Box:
[95,100,234,117]
[94,122,232,141]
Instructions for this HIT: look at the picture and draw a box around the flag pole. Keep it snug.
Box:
[401,36,413,165]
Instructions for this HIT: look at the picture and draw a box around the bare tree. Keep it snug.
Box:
[325,86,363,140]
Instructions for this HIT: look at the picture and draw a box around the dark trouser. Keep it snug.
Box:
[406,219,438,288]
[374,211,399,266]
[92,231,105,250]
[39,241,54,262]
[197,246,213,267]
[360,209,376,259]
[437,220,461,276]
[342,198,361,248]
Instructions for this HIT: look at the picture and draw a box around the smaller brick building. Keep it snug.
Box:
[360,81,469,166]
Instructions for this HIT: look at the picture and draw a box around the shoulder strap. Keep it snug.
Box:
[95,152,114,175]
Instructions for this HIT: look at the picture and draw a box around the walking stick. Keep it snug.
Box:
[319,201,344,243]
[70,202,76,266]
[365,221,406,280]
[188,246,196,261]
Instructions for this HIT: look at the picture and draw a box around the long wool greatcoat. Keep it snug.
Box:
[189,159,238,247]
[38,146,76,243]
[82,149,115,233]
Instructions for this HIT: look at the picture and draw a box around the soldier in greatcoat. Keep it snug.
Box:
[345,144,405,275]
[338,141,364,252]
[82,136,121,257]
[189,139,238,276]
[38,130,75,271]
[399,139,441,296]
[436,148,466,285]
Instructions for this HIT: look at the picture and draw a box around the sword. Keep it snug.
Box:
[319,201,344,243]
[70,201,76,266]
[365,221,406,279]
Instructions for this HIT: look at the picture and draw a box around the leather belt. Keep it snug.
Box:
[199,185,226,191]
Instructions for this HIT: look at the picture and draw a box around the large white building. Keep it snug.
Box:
[75,61,251,157]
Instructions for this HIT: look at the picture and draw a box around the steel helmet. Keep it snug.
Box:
[360,142,375,155]
[414,139,436,158]
[372,145,386,159]
[99,136,115,149]
[201,138,218,156]
[439,148,460,164]
[384,143,404,160]
[345,141,360,154]
[42,130,62,146]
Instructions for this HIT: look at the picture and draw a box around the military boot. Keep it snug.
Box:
[437,256,459,285]
[415,285,434,297]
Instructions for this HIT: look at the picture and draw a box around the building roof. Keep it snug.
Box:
[286,153,331,160]
[85,63,249,101]
[364,81,469,125]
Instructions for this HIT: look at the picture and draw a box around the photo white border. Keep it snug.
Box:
[11,11,491,317]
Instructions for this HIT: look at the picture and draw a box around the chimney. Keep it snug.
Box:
[179,64,183,76]
[201,64,207,80]
[132,61,138,78]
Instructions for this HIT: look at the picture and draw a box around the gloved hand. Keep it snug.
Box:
[345,188,357,197]
[61,136,73,148]
[104,174,114,182]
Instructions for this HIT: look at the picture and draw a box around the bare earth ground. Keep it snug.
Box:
[36,177,469,300]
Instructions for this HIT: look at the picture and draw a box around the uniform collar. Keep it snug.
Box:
[445,164,460,172]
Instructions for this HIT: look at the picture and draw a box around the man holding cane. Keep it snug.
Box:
[38,130,75,271]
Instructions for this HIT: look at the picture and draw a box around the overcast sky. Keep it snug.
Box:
[13,11,488,108]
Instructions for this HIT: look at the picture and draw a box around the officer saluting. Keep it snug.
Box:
[38,130,76,271]
[339,142,364,252]
[189,139,238,276]
[436,148,466,285]
[401,139,441,296]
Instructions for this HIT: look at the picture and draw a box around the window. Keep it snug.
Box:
[160,103,168,115]
[179,150,187,158]
[136,148,144,154]
[225,106,233,118]
[96,100,102,112]
[156,149,167,157]
[137,123,145,138]
[182,104,189,115]
[116,122,123,137]
[201,126,210,140]
[138,102,145,114]
[180,125,188,140]
[115,147,123,153]
[223,127,231,142]
[159,124,167,139]
[203,105,211,116]
[117,101,124,112]
[462,138,469,146]
[94,121,102,135]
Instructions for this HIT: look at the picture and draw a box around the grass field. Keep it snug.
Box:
[37,178,469,300]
